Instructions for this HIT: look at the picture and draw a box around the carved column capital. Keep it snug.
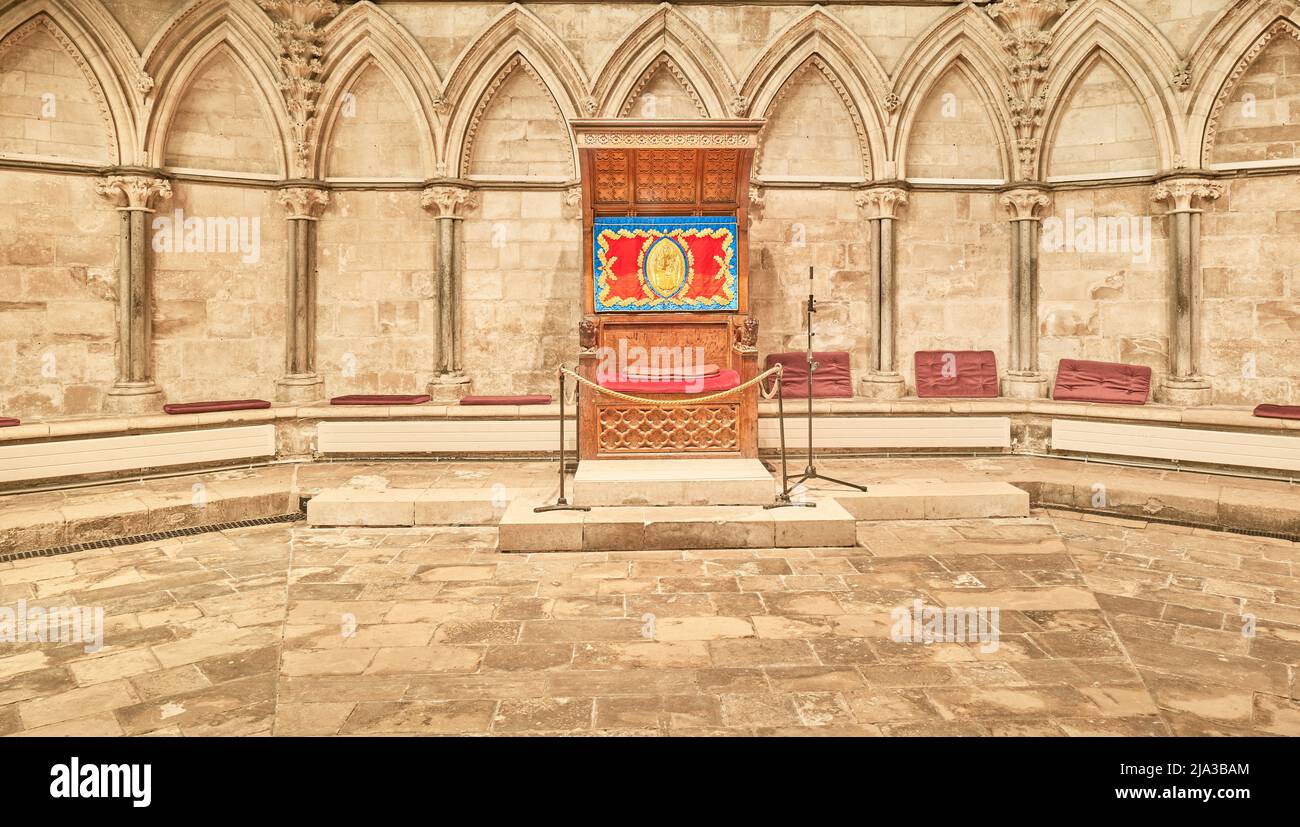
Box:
[95,175,172,211]
[277,186,330,220]
[986,0,1069,30]
[420,185,478,219]
[1000,187,1052,221]
[855,187,909,221]
[1151,178,1223,214]
[258,0,341,178]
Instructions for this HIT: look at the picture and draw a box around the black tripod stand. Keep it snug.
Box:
[768,266,866,509]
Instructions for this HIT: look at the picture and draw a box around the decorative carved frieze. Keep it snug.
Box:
[999,187,1052,221]
[420,185,479,218]
[95,175,172,211]
[258,0,341,177]
[1151,178,1223,213]
[855,187,909,221]
[987,0,1069,179]
[277,186,330,219]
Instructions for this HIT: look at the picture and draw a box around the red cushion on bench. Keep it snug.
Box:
[163,399,271,414]
[330,394,431,406]
[460,395,553,406]
[1052,359,1151,404]
[1253,404,1300,420]
[600,369,741,394]
[914,350,999,398]
[0,418,19,427]
[763,352,852,398]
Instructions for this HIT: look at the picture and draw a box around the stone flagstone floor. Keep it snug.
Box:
[1,462,1298,736]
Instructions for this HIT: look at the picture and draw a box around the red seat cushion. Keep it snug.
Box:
[1052,359,1152,404]
[330,394,431,406]
[623,363,721,381]
[1253,404,1300,420]
[460,395,553,406]
[0,418,18,427]
[914,350,999,398]
[163,399,271,415]
[763,352,852,398]
[600,369,741,394]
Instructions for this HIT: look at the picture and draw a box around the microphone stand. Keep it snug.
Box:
[771,266,867,506]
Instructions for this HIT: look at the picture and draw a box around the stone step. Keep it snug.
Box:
[573,458,775,506]
[307,486,550,527]
[497,496,857,552]
[829,482,1029,520]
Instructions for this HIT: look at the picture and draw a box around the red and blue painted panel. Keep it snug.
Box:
[593,216,738,313]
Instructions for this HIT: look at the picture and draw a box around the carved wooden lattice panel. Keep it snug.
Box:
[635,149,697,203]
[598,404,739,453]
[594,149,629,204]
[701,149,738,203]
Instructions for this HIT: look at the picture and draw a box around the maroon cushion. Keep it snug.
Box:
[1052,359,1151,404]
[914,350,999,398]
[0,418,19,427]
[460,395,553,406]
[763,352,852,399]
[601,370,741,394]
[330,394,431,406]
[1253,404,1300,421]
[163,399,271,415]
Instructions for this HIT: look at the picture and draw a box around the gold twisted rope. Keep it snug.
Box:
[560,364,783,407]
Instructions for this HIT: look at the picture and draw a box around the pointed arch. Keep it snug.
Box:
[315,1,441,178]
[891,8,1015,182]
[593,3,733,117]
[143,0,290,174]
[741,8,887,179]
[1041,49,1162,180]
[616,54,709,118]
[0,0,141,164]
[441,4,585,178]
[1197,15,1300,167]
[1041,0,1181,176]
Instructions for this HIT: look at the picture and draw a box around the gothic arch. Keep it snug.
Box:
[1196,15,1300,166]
[741,8,887,179]
[143,0,290,174]
[0,0,140,164]
[1041,1,1181,175]
[315,2,441,178]
[441,4,585,177]
[890,9,1015,181]
[593,3,734,117]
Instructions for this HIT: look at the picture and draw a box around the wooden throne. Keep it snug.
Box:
[572,119,764,460]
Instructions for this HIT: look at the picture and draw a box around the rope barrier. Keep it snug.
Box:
[558,364,783,407]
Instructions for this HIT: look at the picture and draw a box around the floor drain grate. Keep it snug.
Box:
[0,512,307,563]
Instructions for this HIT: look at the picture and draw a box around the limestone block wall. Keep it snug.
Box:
[749,188,870,374]
[461,189,582,395]
[0,170,118,416]
[1038,184,1169,381]
[151,182,285,403]
[894,191,1009,389]
[316,190,436,396]
[1200,175,1300,404]
[0,0,1297,419]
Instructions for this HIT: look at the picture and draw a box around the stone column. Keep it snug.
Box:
[95,174,172,413]
[420,184,478,401]
[999,187,1052,398]
[1151,177,1223,406]
[855,186,909,399]
[275,186,329,402]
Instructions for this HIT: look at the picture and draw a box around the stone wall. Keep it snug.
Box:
[0,0,1297,419]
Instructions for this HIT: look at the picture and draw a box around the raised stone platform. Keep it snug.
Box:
[497,495,857,552]
[572,459,775,506]
[307,486,548,527]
